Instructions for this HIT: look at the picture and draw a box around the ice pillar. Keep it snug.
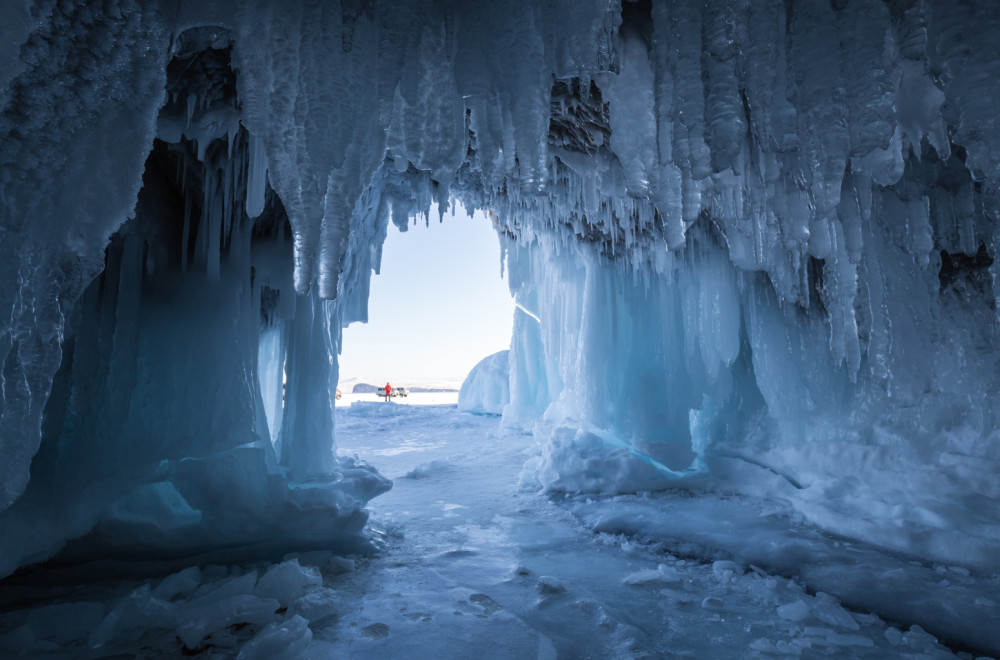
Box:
[278,293,339,479]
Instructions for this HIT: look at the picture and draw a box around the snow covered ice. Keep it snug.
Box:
[1,0,1000,656]
[458,350,510,415]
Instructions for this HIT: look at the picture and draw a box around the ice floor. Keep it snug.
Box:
[0,401,995,658]
[322,402,992,659]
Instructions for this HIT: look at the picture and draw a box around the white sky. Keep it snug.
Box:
[339,203,515,384]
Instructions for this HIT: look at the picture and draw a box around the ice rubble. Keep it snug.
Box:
[1,0,999,587]
[0,557,339,656]
[458,350,510,415]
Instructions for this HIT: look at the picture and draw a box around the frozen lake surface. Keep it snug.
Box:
[0,401,994,658]
[321,402,993,659]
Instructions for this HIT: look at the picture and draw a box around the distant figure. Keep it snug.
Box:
[384,382,392,402]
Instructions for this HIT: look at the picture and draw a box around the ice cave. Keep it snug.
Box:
[1,0,999,657]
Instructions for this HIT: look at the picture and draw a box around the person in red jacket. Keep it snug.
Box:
[384,382,392,402]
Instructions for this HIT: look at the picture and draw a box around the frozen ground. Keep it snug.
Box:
[0,401,995,658]
[323,402,993,659]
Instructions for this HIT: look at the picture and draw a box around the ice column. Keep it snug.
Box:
[278,294,340,479]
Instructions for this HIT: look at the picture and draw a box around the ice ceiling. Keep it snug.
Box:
[1,0,999,580]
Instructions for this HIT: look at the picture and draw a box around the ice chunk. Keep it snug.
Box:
[623,563,684,587]
[701,597,725,609]
[236,615,312,660]
[283,550,335,570]
[153,566,203,601]
[657,564,682,586]
[712,560,743,580]
[88,585,173,649]
[192,571,259,603]
[403,460,451,479]
[329,556,356,573]
[777,600,811,622]
[812,593,859,631]
[622,569,663,586]
[902,625,939,650]
[176,595,281,650]
[254,560,324,607]
[537,576,567,595]
[288,587,339,623]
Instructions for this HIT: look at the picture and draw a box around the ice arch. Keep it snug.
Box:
[1,0,999,580]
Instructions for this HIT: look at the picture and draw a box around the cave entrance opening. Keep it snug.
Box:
[336,202,515,407]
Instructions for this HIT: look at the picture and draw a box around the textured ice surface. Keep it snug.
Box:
[0,554,341,656]
[458,350,510,415]
[0,401,991,657]
[572,491,1000,655]
[1,0,999,590]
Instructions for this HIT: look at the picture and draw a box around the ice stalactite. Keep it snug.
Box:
[235,0,386,299]
[488,0,1000,573]
[0,28,389,576]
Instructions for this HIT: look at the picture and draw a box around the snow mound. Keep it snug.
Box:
[520,425,705,494]
[458,350,510,415]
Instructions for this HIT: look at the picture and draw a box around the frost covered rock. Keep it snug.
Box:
[458,350,510,415]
